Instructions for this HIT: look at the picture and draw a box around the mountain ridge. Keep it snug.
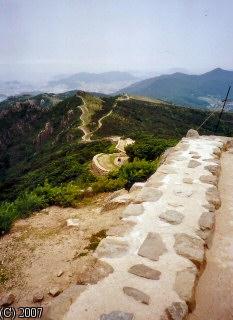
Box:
[118,68,233,108]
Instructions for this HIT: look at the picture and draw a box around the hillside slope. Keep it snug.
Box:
[1,90,233,204]
[118,68,233,108]
[94,96,233,139]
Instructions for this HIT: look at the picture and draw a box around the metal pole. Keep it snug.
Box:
[214,86,231,134]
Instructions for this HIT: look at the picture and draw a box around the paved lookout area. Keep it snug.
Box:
[62,132,232,320]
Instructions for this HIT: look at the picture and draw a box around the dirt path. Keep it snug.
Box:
[78,97,92,142]
[77,93,134,173]
[188,149,233,320]
[78,94,130,143]
[0,194,125,308]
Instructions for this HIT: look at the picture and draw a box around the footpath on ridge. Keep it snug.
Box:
[44,130,233,320]
[77,93,134,175]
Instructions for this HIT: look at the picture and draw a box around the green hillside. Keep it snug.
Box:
[94,97,233,139]
[1,90,233,233]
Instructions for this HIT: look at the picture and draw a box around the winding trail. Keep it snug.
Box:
[77,94,129,143]
[78,97,92,142]
[77,94,134,174]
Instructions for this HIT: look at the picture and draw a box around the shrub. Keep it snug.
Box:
[92,159,157,192]
[116,159,157,188]
[51,183,84,207]
[92,176,126,193]
[34,181,84,207]
[14,192,47,218]
[125,137,176,161]
[0,202,17,234]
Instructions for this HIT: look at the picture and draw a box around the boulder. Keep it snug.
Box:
[128,264,161,280]
[213,147,221,157]
[76,258,113,285]
[186,129,199,138]
[159,210,184,225]
[100,311,134,320]
[198,212,215,230]
[134,187,163,203]
[0,293,15,306]
[202,203,215,212]
[85,186,93,195]
[102,194,132,212]
[121,204,144,217]
[188,160,201,168]
[174,233,205,266]
[95,238,129,258]
[206,187,221,209]
[123,287,150,305]
[196,229,213,248]
[204,164,220,176]
[199,175,217,186]
[138,232,167,261]
[174,266,197,308]
[49,287,62,297]
[165,302,188,320]
[32,292,44,303]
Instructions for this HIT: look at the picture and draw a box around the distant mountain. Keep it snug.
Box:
[0,94,7,102]
[47,71,138,94]
[118,68,233,109]
[0,80,36,97]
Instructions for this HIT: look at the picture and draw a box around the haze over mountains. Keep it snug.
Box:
[1,68,233,110]
[46,71,138,94]
[119,68,233,109]
[0,71,139,98]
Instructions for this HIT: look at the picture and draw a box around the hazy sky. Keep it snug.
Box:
[1,0,233,81]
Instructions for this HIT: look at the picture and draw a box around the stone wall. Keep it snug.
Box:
[47,132,233,320]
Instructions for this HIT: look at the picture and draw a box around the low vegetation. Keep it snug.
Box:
[125,135,177,161]
[1,91,233,235]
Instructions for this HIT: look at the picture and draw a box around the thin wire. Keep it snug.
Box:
[197,101,223,131]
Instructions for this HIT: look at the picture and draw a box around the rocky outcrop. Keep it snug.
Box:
[36,122,53,146]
